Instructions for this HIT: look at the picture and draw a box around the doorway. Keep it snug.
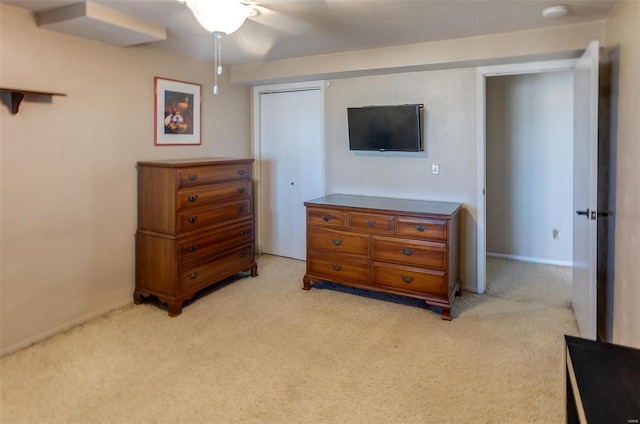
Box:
[485,71,574,266]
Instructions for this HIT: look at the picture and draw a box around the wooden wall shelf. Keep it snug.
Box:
[0,87,67,114]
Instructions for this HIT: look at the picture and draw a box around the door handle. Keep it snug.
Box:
[591,210,609,219]
[576,209,590,217]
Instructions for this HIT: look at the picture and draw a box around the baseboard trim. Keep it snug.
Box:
[1,298,132,358]
[487,252,573,267]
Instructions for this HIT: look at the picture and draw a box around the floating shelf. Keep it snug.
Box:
[0,87,67,114]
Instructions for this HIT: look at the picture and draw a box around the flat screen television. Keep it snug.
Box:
[347,104,424,152]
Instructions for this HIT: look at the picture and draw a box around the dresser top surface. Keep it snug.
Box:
[137,157,254,168]
[305,194,461,216]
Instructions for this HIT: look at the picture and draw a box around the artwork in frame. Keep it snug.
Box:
[154,77,202,146]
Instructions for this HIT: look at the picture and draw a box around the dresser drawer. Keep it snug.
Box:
[178,220,253,266]
[177,163,252,188]
[396,217,447,241]
[179,244,254,292]
[307,207,349,229]
[307,253,369,284]
[307,227,368,256]
[178,181,251,211]
[177,200,251,234]
[372,262,447,296]
[350,212,395,234]
[371,236,446,270]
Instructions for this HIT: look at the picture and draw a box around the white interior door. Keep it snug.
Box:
[259,89,324,260]
[573,41,599,339]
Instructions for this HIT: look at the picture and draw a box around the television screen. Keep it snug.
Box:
[347,104,423,152]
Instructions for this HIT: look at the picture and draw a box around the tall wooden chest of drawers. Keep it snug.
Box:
[303,194,461,320]
[135,158,257,316]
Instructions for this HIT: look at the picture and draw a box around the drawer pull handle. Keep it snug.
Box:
[188,195,198,202]
[402,248,414,256]
[367,220,376,227]
[188,216,198,224]
[401,274,414,284]
[332,264,342,271]
[237,205,244,212]
[188,174,198,181]
[187,245,199,253]
[332,238,343,246]
[188,272,199,280]
[240,252,247,258]
[416,225,426,232]
[239,230,249,236]
[322,215,331,222]
[237,169,246,175]
[237,187,245,193]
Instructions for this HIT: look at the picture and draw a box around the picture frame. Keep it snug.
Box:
[154,77,202,146]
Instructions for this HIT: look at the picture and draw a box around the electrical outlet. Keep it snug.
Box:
[431,163,439,175]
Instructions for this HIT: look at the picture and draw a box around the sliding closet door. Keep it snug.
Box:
[259,89,324,260]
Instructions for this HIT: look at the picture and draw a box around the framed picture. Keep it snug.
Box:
[154,77,201,146]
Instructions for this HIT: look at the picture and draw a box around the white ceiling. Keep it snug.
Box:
[3,0,617,65]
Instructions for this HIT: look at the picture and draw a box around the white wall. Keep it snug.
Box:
[604,1,640,348]
[0,4,251,356]
[486,72,574,265]
[324,69,478,291]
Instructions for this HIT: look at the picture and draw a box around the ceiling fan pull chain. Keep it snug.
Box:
[213,32,221,95]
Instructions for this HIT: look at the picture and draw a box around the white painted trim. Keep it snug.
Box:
[1,298,132,357]
[476,58,578,296]
[476,70,487,294]
[478,59,578,77]
[251,80,327,255]
[487,252,573,267]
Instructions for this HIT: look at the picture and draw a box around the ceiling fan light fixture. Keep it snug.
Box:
[542,4,570,19]
[183,0,251,34]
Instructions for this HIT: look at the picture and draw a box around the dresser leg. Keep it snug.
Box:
[167,301,183,317]
[302,276,312,290]
[250,263,258,277]
[133,290,145,305]
[440,306,452,321]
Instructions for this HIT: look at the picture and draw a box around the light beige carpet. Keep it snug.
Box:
[0,255,578,423]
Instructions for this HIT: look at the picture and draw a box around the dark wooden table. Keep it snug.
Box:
[565,335,640,423]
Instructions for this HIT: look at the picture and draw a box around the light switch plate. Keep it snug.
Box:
[431,163,439,175]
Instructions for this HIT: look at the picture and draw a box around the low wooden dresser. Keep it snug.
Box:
[303,194,461,320]
[135,158,257,316]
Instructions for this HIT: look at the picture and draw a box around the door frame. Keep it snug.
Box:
[252,80,327,255]
[475,59,578,293]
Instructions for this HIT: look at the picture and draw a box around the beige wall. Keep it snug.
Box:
[605,1,640,348]
[0,4,251,355]
[325,70,478,291]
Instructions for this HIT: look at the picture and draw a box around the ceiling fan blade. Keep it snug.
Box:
[250,4,311,35]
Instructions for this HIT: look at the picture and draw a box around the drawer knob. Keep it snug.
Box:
[322,215,331,222]
[332,264,342,271]
[237,187,245,193]
[416,225,426,232]
[401,248,414,256]
[332,238,343,246]
[367,220,376,227]
[237,169,246,175]
[188,195,198,202]
[188,174,198,181]
[187,244,199,253]
[401,274,414,283]
[239,230,249,236]
[188,272,199,280]
[237,205,244,212]
[240,252,247,258]
[188,216,198,224]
